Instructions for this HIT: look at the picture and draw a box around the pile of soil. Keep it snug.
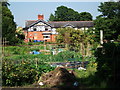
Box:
[38,67,77,88]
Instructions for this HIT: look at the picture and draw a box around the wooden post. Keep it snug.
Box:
[2,38,9,56]
[2,38,4,56]
[4,38,6,56]
[100,30,103,44]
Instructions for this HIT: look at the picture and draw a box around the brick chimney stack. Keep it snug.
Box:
[38,14,44,20]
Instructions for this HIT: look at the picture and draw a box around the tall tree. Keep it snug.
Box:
[94,1,120,88]
[49,13,55,21]
[54,6,77,21]
[94,2,120,41]
[49,6,92,21]
[2,1,17,45]
[0,2,2,37]
[98,2,120,19]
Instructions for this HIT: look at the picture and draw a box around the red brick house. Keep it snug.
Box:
[23,15,94,42]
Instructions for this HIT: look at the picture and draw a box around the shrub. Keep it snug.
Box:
[94,42,120,88]
[2,58,55,86]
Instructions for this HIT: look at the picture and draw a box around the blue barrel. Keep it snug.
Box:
[37,40,40,42]
[34,40,37,42]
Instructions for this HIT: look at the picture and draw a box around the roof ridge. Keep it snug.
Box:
[48,21,93,22]
[26,20,37,21]
[26,20,93,22]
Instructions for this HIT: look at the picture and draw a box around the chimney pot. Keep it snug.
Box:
[38,14,44,20]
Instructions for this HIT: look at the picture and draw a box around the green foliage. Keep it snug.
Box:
[94,2,120,40]
[49,5,92,21]
[49,13,55,21]
[4,45,45,57]
[2,2,17,45]
[75,63,96,79]
[2,45,99,87]
[98,2,120,18]
[27,42,44,45]
[79,12,92,21]
[74,59,97,88]
[117,35,120,41]
[4,45,84,63]
[56,27,96,56]
[4,46,29,55]
[15,27,25,43]
[52,51,82,62]
[94,42,120,88]
[2,58,55,86]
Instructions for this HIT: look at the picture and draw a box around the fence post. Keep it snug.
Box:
[100,30,103,44]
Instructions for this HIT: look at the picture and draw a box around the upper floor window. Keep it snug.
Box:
[45,28,48,31]
[34,28,37,31]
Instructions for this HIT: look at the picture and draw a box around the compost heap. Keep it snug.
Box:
[38,67,76,88]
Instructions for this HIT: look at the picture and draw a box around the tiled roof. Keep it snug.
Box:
[48,21,94,28]
[25,20,36,26]
[24,20,94,29]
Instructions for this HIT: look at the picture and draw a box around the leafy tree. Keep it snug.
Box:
[1,1,10,7]
[2,1,17,45]
[16,27,25,40]
[49,6,92,21]
[0,3,2,36]
[94,42,120,88]
[49,13,55,21]
[93,1,120,88]
[56,27,95,55]
[98,2,120,19]
[79,12,92,21]
[54,6,77,21]
[94,2,120,41]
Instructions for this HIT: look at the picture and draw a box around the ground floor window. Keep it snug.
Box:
[43,36,50,39]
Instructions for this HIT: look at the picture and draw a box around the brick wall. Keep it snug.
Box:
[24,31,57,42]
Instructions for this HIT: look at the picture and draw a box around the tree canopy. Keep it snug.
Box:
[94,1,120,88]
[79,12,92,21]
[94,2,120,41]
[2,2,18,45]
[49,6,92,21]
[49,13,55,21]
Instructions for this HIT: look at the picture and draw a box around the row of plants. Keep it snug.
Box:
[15,41,57,46]
[4,44,65,56]
[4,50,96,63]
[4,45,44,56]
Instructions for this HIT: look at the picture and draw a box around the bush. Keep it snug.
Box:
[2,58,55,86]
[54,51,82,62]
[94,42,120,88]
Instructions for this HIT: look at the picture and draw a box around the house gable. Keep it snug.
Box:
[62,23,75,28]
[25,20,52,29]
[25,20,53,32]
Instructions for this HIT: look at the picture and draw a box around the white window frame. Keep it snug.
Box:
[43,35,50,39]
